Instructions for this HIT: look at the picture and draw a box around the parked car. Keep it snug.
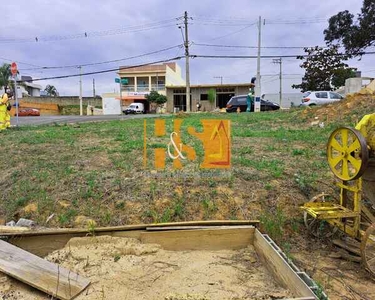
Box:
[300,91,344,106]
[226,95,280,113]
[123,103,145,115]
[17,108,40,116]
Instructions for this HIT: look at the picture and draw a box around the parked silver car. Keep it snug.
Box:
[300,91,344,106]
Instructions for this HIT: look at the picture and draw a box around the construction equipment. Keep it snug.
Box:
[301,113,375,276]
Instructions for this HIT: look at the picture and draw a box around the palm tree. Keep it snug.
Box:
[44,84,59,97]
[0,63,11,92]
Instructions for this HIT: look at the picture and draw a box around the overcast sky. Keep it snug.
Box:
[1,0,371,96]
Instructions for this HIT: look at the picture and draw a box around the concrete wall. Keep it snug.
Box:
[165,65,186,86]
[102,93,122,115]
[345,78,363,95]
[17,96,102,107]
[345,77,374,95]
[262,93,303,108]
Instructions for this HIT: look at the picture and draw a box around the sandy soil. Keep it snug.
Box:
[0,236,291,300]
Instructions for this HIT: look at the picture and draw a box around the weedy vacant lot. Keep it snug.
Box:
[0,109,339,228]
[1,104,375,299]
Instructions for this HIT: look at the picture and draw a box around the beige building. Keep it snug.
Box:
[118,62,185,111]
[117,62,252,113]
[166,83,252,112]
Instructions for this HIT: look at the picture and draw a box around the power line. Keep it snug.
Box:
[0,17,183,44]
[0,57,43,68]
[263,73,303,76]
[192,15,327,23]
[262,76,279,84]
[191,20,259,27]
[207,23,257,41]
[266,20,327,24]
[192,43,326,49]
[19,44,183,70]
[191,52,375,59]
[26,56,183,82]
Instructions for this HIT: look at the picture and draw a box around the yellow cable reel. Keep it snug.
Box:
[327,127,369,181]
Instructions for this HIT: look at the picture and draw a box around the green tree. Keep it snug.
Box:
[207,88,216,104]
[145,90,167,110]
[292,46,355,92]
[44,84,59,96]
[331,68,357,89]
[0,63,11,92]
[324,0,375,55]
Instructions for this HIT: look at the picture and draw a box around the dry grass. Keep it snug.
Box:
[0,110,343,230]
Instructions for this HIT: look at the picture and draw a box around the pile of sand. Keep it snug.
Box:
[0,236,291,300]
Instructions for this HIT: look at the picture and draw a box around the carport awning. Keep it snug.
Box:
[116,95,147,100]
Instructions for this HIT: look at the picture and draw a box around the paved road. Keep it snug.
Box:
[10,114,161,126]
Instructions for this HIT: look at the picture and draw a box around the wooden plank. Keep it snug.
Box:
[337,249,362,263]
[0,225,29,233]
[0,220,259,238]
[0,224,147,237]
[147,226,213,231]
[362,205,375,223]
[4,222,259,257]
[9,234,81,258]
[0,240,90,300]
[140,226,255,251]
[8,231,143,258]
[253,230,316,299]
[146,220,259,228]
[146,225,256,231]
[332,239,361,256]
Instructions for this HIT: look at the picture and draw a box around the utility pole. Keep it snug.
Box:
[184,11,191,112]
[273,58,282,107]
[88,78,95,110]
[79,66,83,116]
[254,16,262,113]
[93,78,96,99]
[214,76,223,85]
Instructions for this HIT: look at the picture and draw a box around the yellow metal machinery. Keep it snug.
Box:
[301,113,375,276]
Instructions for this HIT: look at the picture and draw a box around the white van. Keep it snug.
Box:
[123,102,145,114]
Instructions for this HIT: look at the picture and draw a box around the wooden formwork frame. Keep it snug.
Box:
[0,221,320,300]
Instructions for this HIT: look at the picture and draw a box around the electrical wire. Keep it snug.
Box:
[193,15,327,23]
[207,23,257,41]
[26,56,183,82]
[19,44,184,70]
[191,52,375,59]
[262,73,304,76]
[0,17,183,44]
[266,20,327,24]
[191,21,259,27]
[0,57,43,67]
[192,43,326,49]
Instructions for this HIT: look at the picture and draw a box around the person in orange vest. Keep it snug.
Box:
[0,90,13,130]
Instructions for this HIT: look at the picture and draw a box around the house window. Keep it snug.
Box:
[200,94,208,101]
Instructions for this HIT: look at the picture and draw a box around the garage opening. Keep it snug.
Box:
[134,100,150,113]
[173,95,186,111]
[217,93,234,108]
[216,88,235,108]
